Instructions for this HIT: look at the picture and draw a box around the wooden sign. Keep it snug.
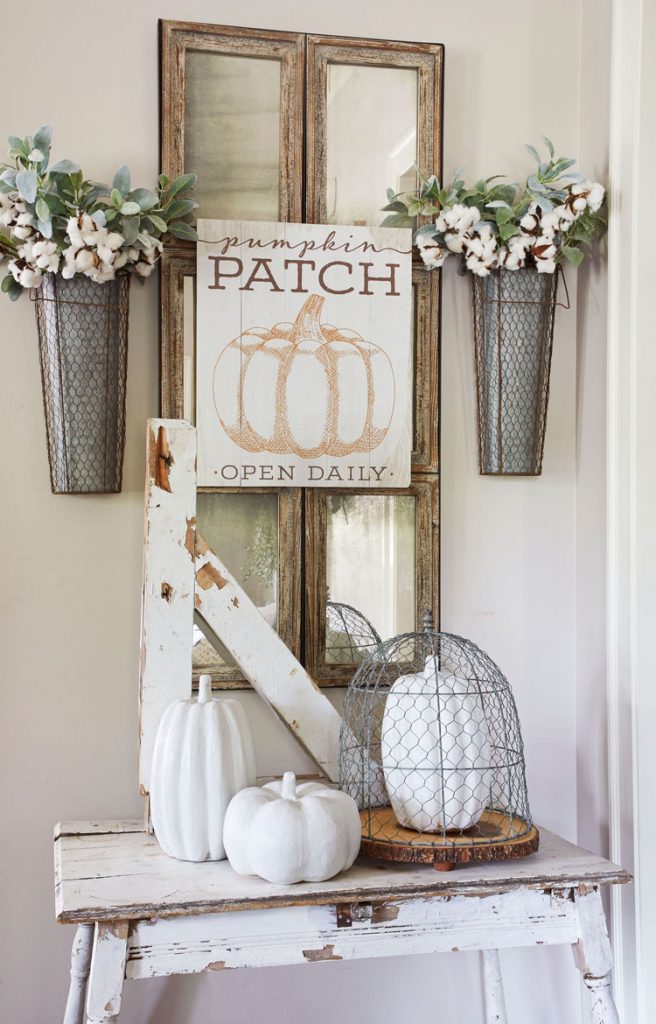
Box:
[196,220,413,487]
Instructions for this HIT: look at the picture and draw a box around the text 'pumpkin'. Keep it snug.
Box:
[212,294,395,459]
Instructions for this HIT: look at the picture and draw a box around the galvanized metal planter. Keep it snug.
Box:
[472,267,558,476]
[34,274,130,494]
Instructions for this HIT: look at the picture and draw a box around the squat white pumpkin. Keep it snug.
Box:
[151,675,256,862]
[224,772,361,884]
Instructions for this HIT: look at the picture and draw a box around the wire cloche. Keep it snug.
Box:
[339,611,539,870]
[326,600,383,665]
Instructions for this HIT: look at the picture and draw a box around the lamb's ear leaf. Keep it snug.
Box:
[562,244,584,266]
[112,164,131,196]
[16,168,37,203]
[2,274,23,300]
[50,159,81,175]
[542,135,555,158]
[33,125,52,152]
[167,221,198,241]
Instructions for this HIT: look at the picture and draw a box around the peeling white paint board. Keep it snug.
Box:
[138,419,197,796]
[194,532,341,781]
[54,824,630,924]
[125,889,578,979]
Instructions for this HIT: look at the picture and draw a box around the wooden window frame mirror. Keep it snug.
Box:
[159,20,443,688]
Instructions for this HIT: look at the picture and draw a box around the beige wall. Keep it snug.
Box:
[0,2,610,1022]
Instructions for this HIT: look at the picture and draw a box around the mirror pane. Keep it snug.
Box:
[325,494,416,663]
[326,64,418,226]
[193,492,279,673]
[184,51,281,221]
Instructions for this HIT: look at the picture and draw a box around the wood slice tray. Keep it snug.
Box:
[360,807,540,871]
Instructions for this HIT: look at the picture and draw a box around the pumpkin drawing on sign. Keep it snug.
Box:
[212,294,395,458]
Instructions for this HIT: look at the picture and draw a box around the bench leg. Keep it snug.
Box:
[482,949,508,1024]
[572,888,619,1024]
[85,922,129,1024]
[63,924,94,1024]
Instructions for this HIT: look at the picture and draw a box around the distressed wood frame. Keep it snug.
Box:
[412,264,440,473]
[306,476,439,684]
[159,23,442,688]
[305,34,444,226]
[194,486,302,688]
[160,20,305,225]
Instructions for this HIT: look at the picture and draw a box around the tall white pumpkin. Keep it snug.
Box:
[150,675,256,861]
[381,656,492,832]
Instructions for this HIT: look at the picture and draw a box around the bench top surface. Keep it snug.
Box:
[54,820,630,924]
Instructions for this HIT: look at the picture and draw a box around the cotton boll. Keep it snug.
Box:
[66,217,84,250]
[536,258,557,274]
[134,259,155,278]
[572,197,587,213]
[434,212,448,233]
[587,182,605,212]
[32,240,60,272]
[80,213,99,246]
[520,213,539,233]
[73,248,96,273]
[417,235,447,270]
[443,204,464,229]
[465,254,491,277]
[445,231,466,253]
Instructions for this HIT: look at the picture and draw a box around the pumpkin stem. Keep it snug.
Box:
[290,294,325,343]
[281,771,297,800]
[198,675,213,704]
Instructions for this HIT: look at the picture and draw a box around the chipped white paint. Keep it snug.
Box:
[53,823,629,926]
[58,822,628,1022]
[482,949,508,1024]
[62,924,94,1024]
[573,888,621,1024]
[194,532,341,781]
[86,922,128,1024]
[138,419,197,797]
[125,888,577,979]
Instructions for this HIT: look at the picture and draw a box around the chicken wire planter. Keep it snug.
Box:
[339,613,539,870]
[472,266,558,476]
[34,274,130,493]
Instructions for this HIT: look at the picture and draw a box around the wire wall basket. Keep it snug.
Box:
[339,611,538,870]
[34,274,130,494]
[472,266,559,476]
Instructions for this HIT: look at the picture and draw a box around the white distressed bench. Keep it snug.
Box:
[54,421,630,1023]
[55,820,629,1024]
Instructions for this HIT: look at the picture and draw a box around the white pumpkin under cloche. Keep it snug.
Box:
[381,655,492,833]
[223,772,361,884]
[150,675,256,862]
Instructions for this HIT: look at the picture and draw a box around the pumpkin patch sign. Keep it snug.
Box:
[196,219,413,487]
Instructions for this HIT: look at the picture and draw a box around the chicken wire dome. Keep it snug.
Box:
[326,600,383,665]
[339,611,539,870]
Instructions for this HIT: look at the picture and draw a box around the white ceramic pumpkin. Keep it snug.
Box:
[223,771,361,884]
[150,675,256,862]
[213,293,395,458]
[381,656,492,832]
